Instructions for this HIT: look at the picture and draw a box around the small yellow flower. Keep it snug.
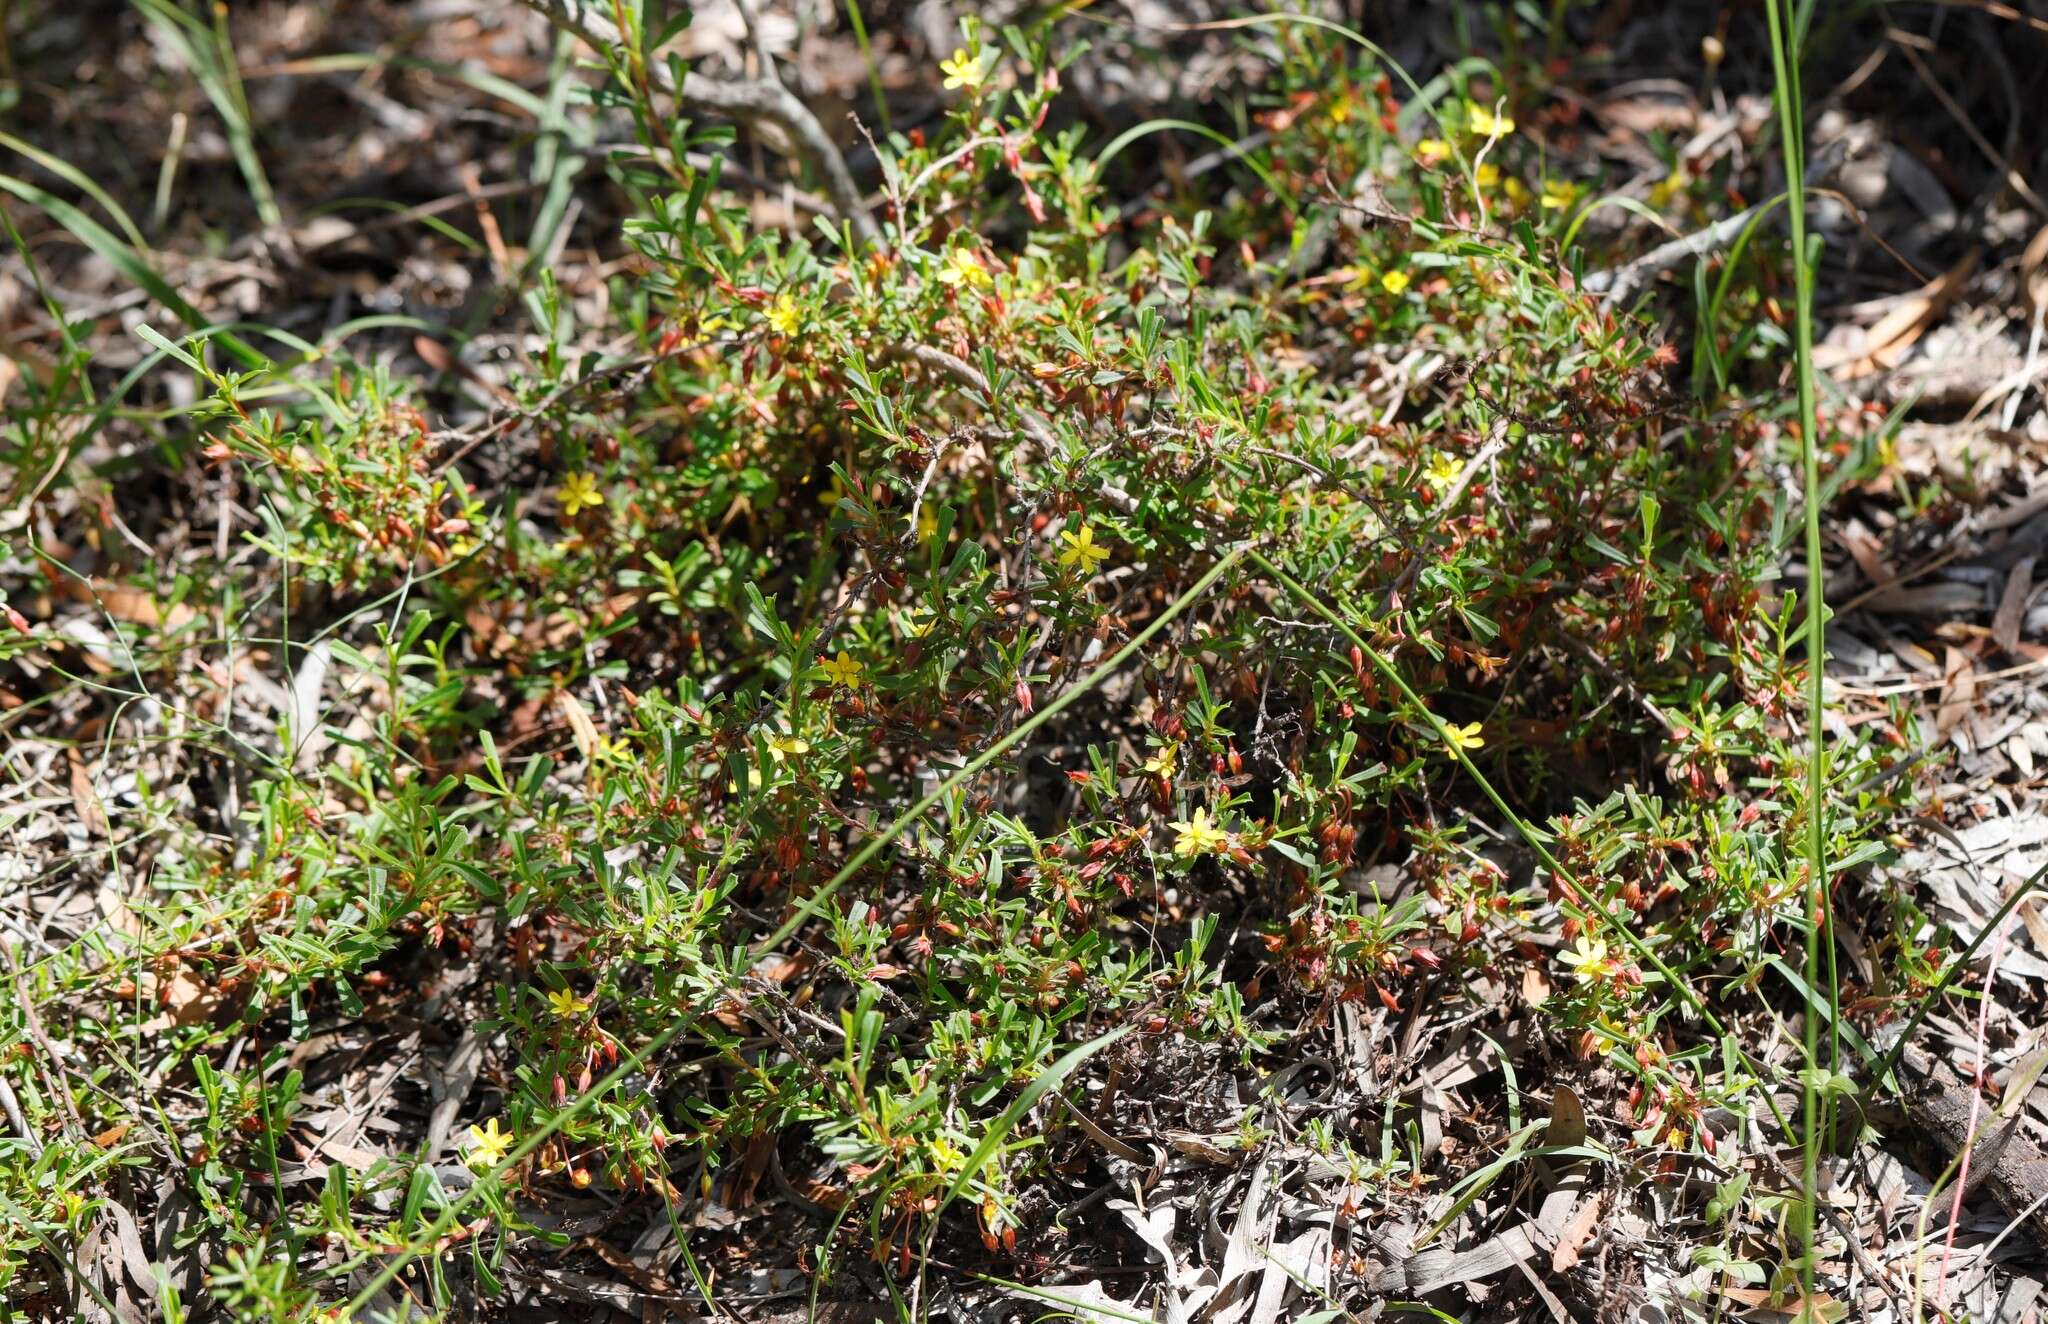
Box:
[466,1117,515,1170]
[915,505,939,541]
[1142,741,1179,778]
[1502,176,1531,208]
[1441,720,1485,752]
[937,247,991,289]
[820,651,865,689]
[1415,138,1452,167]
[1169,806,1230,859]
[1466,100,1515,137]
[1424,452,1463,490]
[1474,162,1501,190]
[1057,522,1111,573]
[1649,167,1688,210]
[592,735,633,766]
[940,48,986,91]
[545,987,590,1019]
[929,1135,966,1172]
[765,293,803,336]
[901,610,937,639]
[557,471,604,519]
[1540,178,1576,210]
[1325,93,1353,125]
[768,733,810,760]
[1560,936,1615,985]
[1380,268,1412,295]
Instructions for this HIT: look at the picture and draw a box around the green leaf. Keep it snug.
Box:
[942,1025,1133,1212]
[0,172,266,367]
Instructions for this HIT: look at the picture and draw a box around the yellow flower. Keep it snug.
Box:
[900,610,937,639]
[915,505,939,541]
[1415,138,1452,167]
[1142,741,1178,778]
[1424,452,1463,489]
[1441,720,1484,752]
[940,48,986,91]
[1560,936,1615,985]
[466,1117,515,1170]
[929,1135,966,1172]
[768,733,810,760]
[557,471,605,518]
[937,247,991,289]
[1540,178,1576,210]
[1466,100,1515,137]
[545,987,590,1019]
[820,651,865,689]
[1380,269,1412,295]
[1649,167,1688,210]
[1057,522,1111,573]
[1170,806,1230,859]
[765,293,803,336]
[1474,162,1501,190]
[1502,176,1531,208]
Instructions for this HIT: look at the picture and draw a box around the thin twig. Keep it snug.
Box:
[1584,135,1857,306]
[520,0,879,247]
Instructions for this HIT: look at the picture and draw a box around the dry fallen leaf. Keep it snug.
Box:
[1838,525,1891,590]
[555,689,600,763]
[2021,222,2048,316]
[1993,555,2035,653]
[1817,249,1977,379]
[69,753,109,838]
[1550,1194,1603,1273]
[1935,646,1977,735]
[161,970,222,1028]
[58,576,198,631]
[1542,1086,1587,1148]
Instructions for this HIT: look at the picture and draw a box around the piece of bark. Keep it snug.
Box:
[1895,1042,2048,1250]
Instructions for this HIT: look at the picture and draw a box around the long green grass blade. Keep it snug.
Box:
[0,172,265,368]
[1760,0,1829,1292]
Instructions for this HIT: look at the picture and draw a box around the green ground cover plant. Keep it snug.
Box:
[2,3,1988,1319]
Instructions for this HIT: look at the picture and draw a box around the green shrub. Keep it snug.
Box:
[0,15,1915,1317]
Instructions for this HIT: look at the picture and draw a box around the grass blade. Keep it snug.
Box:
[941,1024,1132,1212]
[1761,0,1831,1290]
[0,172,265,368]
